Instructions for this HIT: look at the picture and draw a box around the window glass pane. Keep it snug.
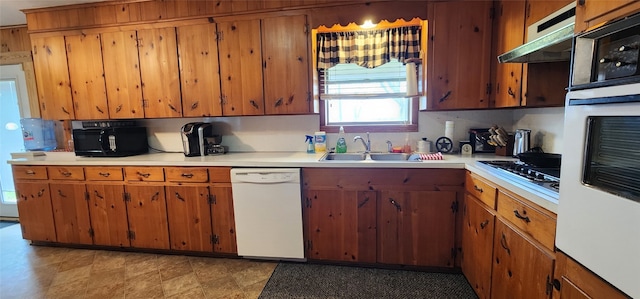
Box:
[327,98,410,125]
[323,62,407,96]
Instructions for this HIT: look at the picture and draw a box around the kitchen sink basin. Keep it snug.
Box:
[369,153,411,161]
[319,153,367,161]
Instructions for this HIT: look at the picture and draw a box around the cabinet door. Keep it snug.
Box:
[15,182,57,242]
[137,27,182,118]
[525,0,574,30]
[65,33,108,120]
[86,183,129,247]
[125,184,170,249]
[101,30,144,119]
[262,15,310,114]
[493,0,525,108]
[165,185,213,252]
[31,36,74,120]
[210,185,237,254]
[575,0,640,33]
[305,189,377,263]
[218,19,264,116]
[177,23,223,117]
[462,195,496,299]
[427,1,493,110]
[492,218,554,299]
[49,182,92,244]
[378,190,457,267]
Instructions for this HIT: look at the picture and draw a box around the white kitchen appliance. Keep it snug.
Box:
[230,168,304,260]
[557,12,640,298]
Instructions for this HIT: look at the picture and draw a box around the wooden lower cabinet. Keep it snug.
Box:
[305,189,377,263]
[166,185,213,252]
[49,182,92,245]
[125,184,170,250]
[14,181,57,242]
[303,168,464,267]
[461,194,495,299]
[492,218,555,299]
[209,185,237,254]
[86,183,129,247]
[552,251,630,299]
[378,190,456,267]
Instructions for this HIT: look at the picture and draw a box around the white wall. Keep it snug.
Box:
[142,109,515,153]
[511,107,565,154]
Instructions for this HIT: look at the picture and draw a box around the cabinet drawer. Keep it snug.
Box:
[165,167,208,183]
[124,167,165,182]
[48,166,85,180]
[85,167,124,181]
[209,167,231,183]
[497,190,556,250]
[466,172,497,209]
[12,166,48,180]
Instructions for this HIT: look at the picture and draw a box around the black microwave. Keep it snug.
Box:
[73,127,148,157]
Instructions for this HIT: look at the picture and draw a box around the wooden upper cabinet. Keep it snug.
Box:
[575,0,640,33]
[101,30,144,119]
[218,19,264,116]
[525,0,574,32]
[262,15,311,115]
[65,33,108,120]
[427,0,493,110]
[493,0,526,108]
[177,23,223,117]
[31,35,74,120]
[137,27,182,118]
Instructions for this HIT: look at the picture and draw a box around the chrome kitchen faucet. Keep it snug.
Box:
[353,132,371,153]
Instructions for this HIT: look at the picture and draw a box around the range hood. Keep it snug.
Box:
[498,2,576,63]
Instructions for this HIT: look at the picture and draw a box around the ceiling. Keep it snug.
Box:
[0,0,106,27]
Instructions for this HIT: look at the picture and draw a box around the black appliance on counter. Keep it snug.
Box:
[181,122,225,157]
[73,121,148,157]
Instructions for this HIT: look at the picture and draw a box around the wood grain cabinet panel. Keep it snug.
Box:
[465,171,498,209]
[49,182,92,245]
[165,167,208,183]
[492,0,525,108]
[461,195,496,299]
[14,181,57,242]
[31,35,74,120]
[137,27,182,118]
[218,19,264,116]
[575,0,640,33]
[101,30,144,119]
[210,185,237,254]
[86,183,129,247]
[552,251,630,299]
[262,15,311,115]
[12,166,48,180]
[497,189,556,251]
[48,166,85,180]
[125,184,170,249]
[166,185,213,252]
[427,0,493,110]
[491,219,555,299]
[177,23,223,117]
[377,190,457,267]
[124,167,164,182]
[65,33,109,120]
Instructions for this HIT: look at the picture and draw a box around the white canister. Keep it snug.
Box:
[417,138,431,153]
[445,121,455,140]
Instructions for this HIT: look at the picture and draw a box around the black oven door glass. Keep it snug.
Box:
[583,116,640,203]
[72,129,104,155]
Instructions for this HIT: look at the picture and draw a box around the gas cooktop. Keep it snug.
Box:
[476,160,560,199]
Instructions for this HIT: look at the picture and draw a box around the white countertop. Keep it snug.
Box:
[7,151,556,213]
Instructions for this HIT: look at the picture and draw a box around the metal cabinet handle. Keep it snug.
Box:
[190,101,199,110]
[181,173,194,178]
[274,97,283,107]
[151,191,160,201]
[480,220,489,229]
[474,185,483,193]
[62,107,70,115]
[94,190,104,199]
[389,198,402,212]
[168,103,178,112]
[508,87,516,98]
[250,100,260,109]
[99,172,110,177]
[500,233,511,255]
[25,170,36,175]
[513,210,531,223]
[96,106,104,114]
[115,104,123,113]
[439,90,452,103]
[136,172,151,178]
[61,171,72,177]
[57,190,67,198]
[37,189,45,197]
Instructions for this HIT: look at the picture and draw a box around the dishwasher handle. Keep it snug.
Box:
[231,168,300,184]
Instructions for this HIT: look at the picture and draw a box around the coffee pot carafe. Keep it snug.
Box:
[513,129,531,156]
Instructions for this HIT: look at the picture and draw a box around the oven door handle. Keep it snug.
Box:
[98,129,110,152]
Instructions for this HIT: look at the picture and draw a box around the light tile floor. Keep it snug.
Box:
[0,223,277,299]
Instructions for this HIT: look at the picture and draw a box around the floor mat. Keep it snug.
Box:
[259,262,478,299]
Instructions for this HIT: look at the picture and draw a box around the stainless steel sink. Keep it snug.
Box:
[368,153,411,161]
[319,153,367,161]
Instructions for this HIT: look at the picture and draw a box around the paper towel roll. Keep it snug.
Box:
[406,62,418,96]
[445,121,454,140]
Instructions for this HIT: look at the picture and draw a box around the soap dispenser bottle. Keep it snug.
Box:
[306,135,315,153]
[336,126,347,153]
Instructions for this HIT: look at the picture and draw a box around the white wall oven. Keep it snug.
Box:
[557,12,640,299]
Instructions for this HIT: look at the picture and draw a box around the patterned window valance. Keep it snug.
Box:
[316,26,421,70]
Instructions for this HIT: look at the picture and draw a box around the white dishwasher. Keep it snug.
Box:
[230,168,304,260]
